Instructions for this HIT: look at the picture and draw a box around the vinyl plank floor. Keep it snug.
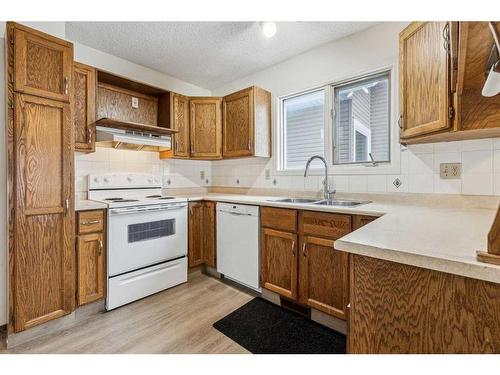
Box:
[1,272,253,354]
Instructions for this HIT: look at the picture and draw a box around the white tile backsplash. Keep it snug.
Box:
[76,139,500,198]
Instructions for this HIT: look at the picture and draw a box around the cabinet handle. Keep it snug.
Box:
[82,220,100,225]
[98,240,103,256]
[64,77,69,95]
[442,23,450,53]
[64,199,69,215]
[302,242,307,257]
[87,128,92,144]
[398,115,403,130]
[291,240,296,257]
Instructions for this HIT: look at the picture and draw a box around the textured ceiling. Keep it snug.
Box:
[66,22,377,90]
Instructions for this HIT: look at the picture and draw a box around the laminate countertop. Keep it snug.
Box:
[75,200,108,211]
[178,193,500,284]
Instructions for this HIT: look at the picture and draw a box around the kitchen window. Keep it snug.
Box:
[280,89,326,170]
[333,71,390,165]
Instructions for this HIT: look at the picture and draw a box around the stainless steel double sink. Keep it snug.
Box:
[268,197,370,207]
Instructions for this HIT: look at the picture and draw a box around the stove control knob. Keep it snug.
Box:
[154,176,160,184]
[103,177,110,184]
[93,177,101,184]
[147,177,153,183]
[127,176,133,182]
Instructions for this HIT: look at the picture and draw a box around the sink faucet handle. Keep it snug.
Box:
[326,189,336,201]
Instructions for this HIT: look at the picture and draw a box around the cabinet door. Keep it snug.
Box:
[223,87,254,157]
[13,93,74,332]
[299,236,349,320]
[172,94,190,158]
[13,25,73,102]
[190,98,222,159]
[261,228,298,300]
[203,201,217,268]
[77,233,105,306]
[74,62,96,153]
[400,22,451,139]
[188,202,204,267]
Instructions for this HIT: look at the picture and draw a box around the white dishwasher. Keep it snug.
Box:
[216,202,260,291]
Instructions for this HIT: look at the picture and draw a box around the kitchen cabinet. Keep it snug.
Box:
[76,209,106,306]
[400,21,500,144]
[7,22,76,333]
[171,94,190,158]
[188,201,217,268]
[74,62,96,153]
[353,215,377,230]
[203,201,217,268]
[261,227,298,300]
[222,86,271,158]
[190,98,222,159]
[399,22,452,140]
[11,22,73,102]
[260,207,363,320]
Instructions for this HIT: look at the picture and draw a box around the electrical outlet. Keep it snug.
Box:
[199,170,205,180]
[131,97,139,108]
[440,163,461,179]
[265,169,271,180]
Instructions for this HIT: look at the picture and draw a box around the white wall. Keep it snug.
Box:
[210,22,500,197]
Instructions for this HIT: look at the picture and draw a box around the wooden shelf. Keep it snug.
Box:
[95,118,178,136]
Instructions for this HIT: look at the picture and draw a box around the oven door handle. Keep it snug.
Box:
[109,204,187,215]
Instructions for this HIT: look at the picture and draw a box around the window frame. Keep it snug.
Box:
[276,64,401,176]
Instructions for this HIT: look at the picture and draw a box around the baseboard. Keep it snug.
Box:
[6,300,105,349]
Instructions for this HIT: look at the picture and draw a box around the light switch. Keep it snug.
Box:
[200,170,205,180]
[131,97,139,108]
[265,169,271,180]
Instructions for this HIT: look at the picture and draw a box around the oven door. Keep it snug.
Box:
[108,203,188,276]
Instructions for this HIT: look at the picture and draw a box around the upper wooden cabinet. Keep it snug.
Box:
[190,98,223,159]
[74,62,97,153]
[399,22,452,140]
[11,22,73,102]
[400,21,500,144]
[222,86,271,158]
[171,94,190,158]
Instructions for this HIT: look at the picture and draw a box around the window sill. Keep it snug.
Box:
[276,161,401,176]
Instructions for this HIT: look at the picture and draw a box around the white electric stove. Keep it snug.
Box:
[88,173,188,310]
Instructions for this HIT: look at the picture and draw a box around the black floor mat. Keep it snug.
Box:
[213,297,346,354]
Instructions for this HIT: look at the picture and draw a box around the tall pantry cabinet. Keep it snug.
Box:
[6,22,76,333]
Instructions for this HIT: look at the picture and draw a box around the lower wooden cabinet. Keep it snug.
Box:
[261,228,298,300]
[260,207,370,320]
[76,210,106,306]
[298,235,349,320]
[188,201,217,268]
[77,233,105,305]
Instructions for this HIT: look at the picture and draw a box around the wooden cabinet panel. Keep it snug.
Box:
[77,233,105,306]
[261,228,298,300]
[222,86,271,158]
[349,254,500,353]
[300,211,352,240]
[223,87,254,157]
[78,210,104,234]
[400,22,451,139]
[353,215,378,230]
[190,98,222,159]
[74,62,96,153]
[172,94,190,158]
[260,207,297,233]
[188,202,205,267]
[13,24,73,102]
[298,236,349,320]
[203,201,217,268]
[13,93,74,332]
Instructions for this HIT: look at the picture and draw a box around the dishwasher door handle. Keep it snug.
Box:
[221,211,253,217]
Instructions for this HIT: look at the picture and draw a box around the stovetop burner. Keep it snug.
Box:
[105,198,140,203]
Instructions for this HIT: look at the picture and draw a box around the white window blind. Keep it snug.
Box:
[282,90,325,170]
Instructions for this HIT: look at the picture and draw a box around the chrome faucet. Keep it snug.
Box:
[304,155,336,201]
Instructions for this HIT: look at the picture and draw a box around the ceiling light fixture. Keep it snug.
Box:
[261,22,277,38]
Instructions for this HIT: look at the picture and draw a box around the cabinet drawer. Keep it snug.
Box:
[78,210,104,234]
[299,211,352,240]
[261,207,297,232]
